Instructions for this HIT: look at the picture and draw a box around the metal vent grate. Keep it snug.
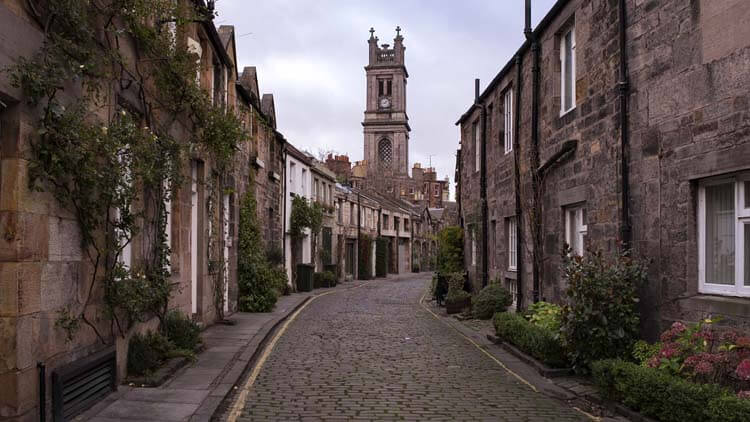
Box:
[52,348,116,421]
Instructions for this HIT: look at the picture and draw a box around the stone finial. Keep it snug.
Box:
[395,25,403,41]
[369,27,375,39]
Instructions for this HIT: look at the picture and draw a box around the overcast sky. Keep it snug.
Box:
[216,0,557,199]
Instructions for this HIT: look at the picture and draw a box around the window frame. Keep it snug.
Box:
[564,204,587,256]
[698,175,750,297]
[504,88,513,154]
[508,217,517,271]
[559,25,577,116]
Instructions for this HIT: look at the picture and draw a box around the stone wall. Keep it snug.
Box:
[0,2,256,419]
[457,0,750,337]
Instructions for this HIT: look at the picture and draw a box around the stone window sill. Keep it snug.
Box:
[681,294,750,319]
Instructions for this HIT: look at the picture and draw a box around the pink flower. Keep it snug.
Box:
[647,356,660,368]
[694,361,714,375]
[735,359,750,380]
[658,343,680,359]
[671,321,687,332]
[738,391,750,399]
[721,330,740,344]
[683,355,701,368]
[737,337,750,348]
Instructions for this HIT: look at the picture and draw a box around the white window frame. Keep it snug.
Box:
[560,25,576,116]
[504,88,513,154]
[698,175,750,297]
[508,217,517,271]
[565,205,587,256]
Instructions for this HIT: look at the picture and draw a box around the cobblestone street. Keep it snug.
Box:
[229,274,586,421]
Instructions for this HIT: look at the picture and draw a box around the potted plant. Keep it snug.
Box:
[445,288,471,314]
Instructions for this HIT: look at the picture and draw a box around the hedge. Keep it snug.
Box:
[473,284,512,319]
[493,312,568,368]
[375,237,388,277]
[591,359,750,422]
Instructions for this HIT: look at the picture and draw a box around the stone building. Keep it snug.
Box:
[311,161,337,271]
[324,153,351,182]
[456,0,750,337]
[236,65,285,259]
[0,2,288,420]
[283,143,313,285]
[353,27,451,209]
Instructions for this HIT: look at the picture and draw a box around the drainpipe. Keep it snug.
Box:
[357,192,362,279]
[38,362,46,422]
[282,144,288,273]
[513,54,525,312]
[456,149,463,229]
[476,79,489,288]
[526,0,542,303]
[618,0,631,248]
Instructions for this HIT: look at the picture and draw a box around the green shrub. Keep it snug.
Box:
[493,312,568,368]
[526,301,562,332]
[375,237,388,277]
[631,340,660,366]
[473,284,512,319]
[591,359,750,422]
[127,331,173,376]
[313,271,336,288]
[436,226,463,274]
[446,288,470,305]
[163,310,201,352]
[707,395,750,422]
[561,249,648,371]
[237,183,281,312]
[358,235,372,280]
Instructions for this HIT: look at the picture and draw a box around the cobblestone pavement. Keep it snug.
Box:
[233,274,587,421]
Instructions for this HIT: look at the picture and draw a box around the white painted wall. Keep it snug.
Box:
[284,154,312,283]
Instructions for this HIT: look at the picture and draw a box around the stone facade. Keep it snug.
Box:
[352,28,451,210]
[0,2,287,420]
[457,0,750,338]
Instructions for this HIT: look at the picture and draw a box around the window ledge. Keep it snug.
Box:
[681,294,750,319]
[504,270,517,280]
[559,106,576,118]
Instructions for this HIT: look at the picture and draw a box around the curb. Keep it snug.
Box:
[207,279,376,421]
[196,295,313,422]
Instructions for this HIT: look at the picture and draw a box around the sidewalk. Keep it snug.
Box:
[421,297,632,421]
[77,287,323,422]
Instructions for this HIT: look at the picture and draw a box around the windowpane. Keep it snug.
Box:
[564,31,573,111]
[745,181,750,208]
[745,224,750,286]
[705,183,735,285]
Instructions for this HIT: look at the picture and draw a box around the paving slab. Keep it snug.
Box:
[77,290,315,421]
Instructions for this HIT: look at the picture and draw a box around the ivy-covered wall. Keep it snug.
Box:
[0,1,256,419]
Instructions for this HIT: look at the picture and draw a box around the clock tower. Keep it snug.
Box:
[362,26,410,176]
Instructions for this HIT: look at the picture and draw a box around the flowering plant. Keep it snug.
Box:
[642,319,750,396]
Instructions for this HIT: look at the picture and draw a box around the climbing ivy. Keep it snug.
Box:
[237,174,285,312]
[5,0,245,342]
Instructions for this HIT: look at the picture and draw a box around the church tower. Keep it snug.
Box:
[362,27,410,177]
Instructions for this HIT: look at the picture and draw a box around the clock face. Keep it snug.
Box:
[379,97,391,109]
